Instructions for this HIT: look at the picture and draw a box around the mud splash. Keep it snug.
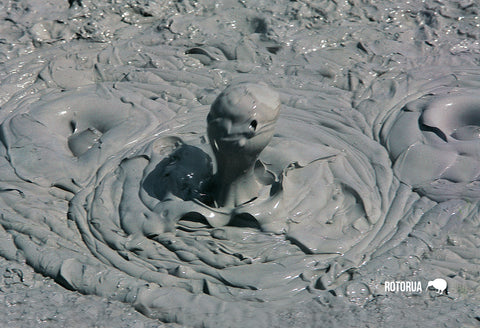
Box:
[0,0,479,327]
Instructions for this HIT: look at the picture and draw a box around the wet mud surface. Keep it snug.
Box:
[0,0,480,327]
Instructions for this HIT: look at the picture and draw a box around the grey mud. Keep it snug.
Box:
[0,0,479,327]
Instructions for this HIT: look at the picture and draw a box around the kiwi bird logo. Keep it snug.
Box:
[426,278,447,294]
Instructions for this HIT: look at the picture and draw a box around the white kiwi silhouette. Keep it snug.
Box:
[426,278,447,294]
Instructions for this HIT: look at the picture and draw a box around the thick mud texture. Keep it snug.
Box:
[0,0,479,327]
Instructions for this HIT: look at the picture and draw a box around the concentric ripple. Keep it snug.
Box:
[0,37,411,324]
[357,67,480,202]
[1,1,480,325]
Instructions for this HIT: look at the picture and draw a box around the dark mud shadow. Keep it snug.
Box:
[143,144,214,204]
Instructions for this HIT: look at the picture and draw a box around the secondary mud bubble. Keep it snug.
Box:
[359,67,480,202]
[353,66,480,304]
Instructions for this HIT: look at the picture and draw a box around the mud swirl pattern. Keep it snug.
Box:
[0,0,479,326]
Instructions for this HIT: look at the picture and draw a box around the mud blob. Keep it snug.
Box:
[121,83,286,233]
[207,82,280,208]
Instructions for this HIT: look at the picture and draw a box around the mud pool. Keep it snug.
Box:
[0,0,479,327]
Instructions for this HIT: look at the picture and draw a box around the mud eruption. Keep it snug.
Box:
[0,0,479,327]
[207,82,281,209]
